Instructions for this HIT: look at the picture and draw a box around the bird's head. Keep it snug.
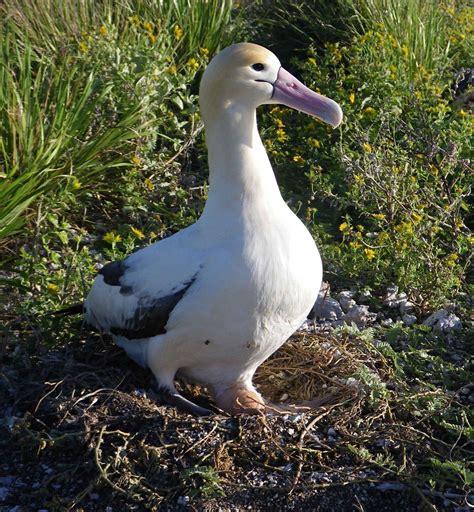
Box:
[199,42,342,128]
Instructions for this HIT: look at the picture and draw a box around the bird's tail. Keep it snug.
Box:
[47,303,84,316]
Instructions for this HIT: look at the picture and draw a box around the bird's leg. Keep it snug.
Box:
[155,385,213,416]
[214,385,266,415]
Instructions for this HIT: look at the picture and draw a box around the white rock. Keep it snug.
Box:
[340,305,376,327]
[358,290,372,303]
[337,291,356,313]
[400,300,415,314]
[423,309,462,332]
[311,296,343,321]
[402,314,417,326]
[383,284,399,304]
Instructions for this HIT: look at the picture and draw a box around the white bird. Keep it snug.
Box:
[84,43,343,415]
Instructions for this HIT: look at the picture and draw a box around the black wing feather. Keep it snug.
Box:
[109,277,196,340]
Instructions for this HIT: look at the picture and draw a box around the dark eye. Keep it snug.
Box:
[252,63,265,71]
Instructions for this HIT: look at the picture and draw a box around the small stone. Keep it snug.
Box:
[311,296,343,321]
[423,309,462,332]
[177,496,190,506]
[358,290,372,303]
[402,314,417,326]
[337,291,356,313]
[383,284,399,304]
[381,318,393,327]
[400,300,415,314]
[340,305,376,327]
[279,393,289,402]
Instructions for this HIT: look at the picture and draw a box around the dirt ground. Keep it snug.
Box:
[0,317,469,511]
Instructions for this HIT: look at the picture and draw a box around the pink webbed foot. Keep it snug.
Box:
[214,386,333,415]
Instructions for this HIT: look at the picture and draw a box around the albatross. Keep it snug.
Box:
[84,42,343,415]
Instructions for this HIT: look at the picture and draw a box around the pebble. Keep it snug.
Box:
[358,290,372,303]
[177,496,190,505]
[311,296,343,321]
[337,291,356,313]
[423,309,462,332]
[402,314,417,326]
[339,305,376,327]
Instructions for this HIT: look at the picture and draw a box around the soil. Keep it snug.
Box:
[0,319,467,511]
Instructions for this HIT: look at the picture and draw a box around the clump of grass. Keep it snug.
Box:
[347,0,454,79]
[0,28,149,239]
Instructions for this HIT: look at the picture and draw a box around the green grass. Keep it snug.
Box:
[0,0,235,241]
[347,0,454,79]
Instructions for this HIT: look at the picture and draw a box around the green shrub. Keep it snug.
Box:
[258,2,473,308]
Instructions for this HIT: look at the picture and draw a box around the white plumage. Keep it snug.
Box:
[85,43,342,415]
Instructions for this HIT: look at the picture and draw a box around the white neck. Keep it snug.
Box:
[199,105,285,226]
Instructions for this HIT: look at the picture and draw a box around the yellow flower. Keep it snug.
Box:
[412,212,423,225]
[275,118,285,129]
[129,15,141,27]
[174,24,184,41]
[187,58,199,71]
[354,174,365,184]
[307,57,317,66]
[349,92,355,104]
[47,283,59,294]
[364,248,375,260]
[458,109,468,117]
[166,65,177,74]
[373,213,385,220]
[131,226,145,239]
[131,155,142,167]
[377,232,389,243]
[72,178,81,190]
[362,143,372,153]
[293,155,304,163]
[401,45,409,59]
[309,138,321,148]
[446,253,458,267]
[349,241,361,249]
[363,107,376,116]
[276,128,288,142]
[148,33,157,44]
[79,41,88,53]
[143,21,153,32]
[200,47,209,55]
[144,177,154,191]
[339,222,350,233]
[103,231,122,244]
[395,222,414,235]
[99,25,107,36]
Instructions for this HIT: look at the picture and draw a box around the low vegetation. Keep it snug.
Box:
[0,0,472,510]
